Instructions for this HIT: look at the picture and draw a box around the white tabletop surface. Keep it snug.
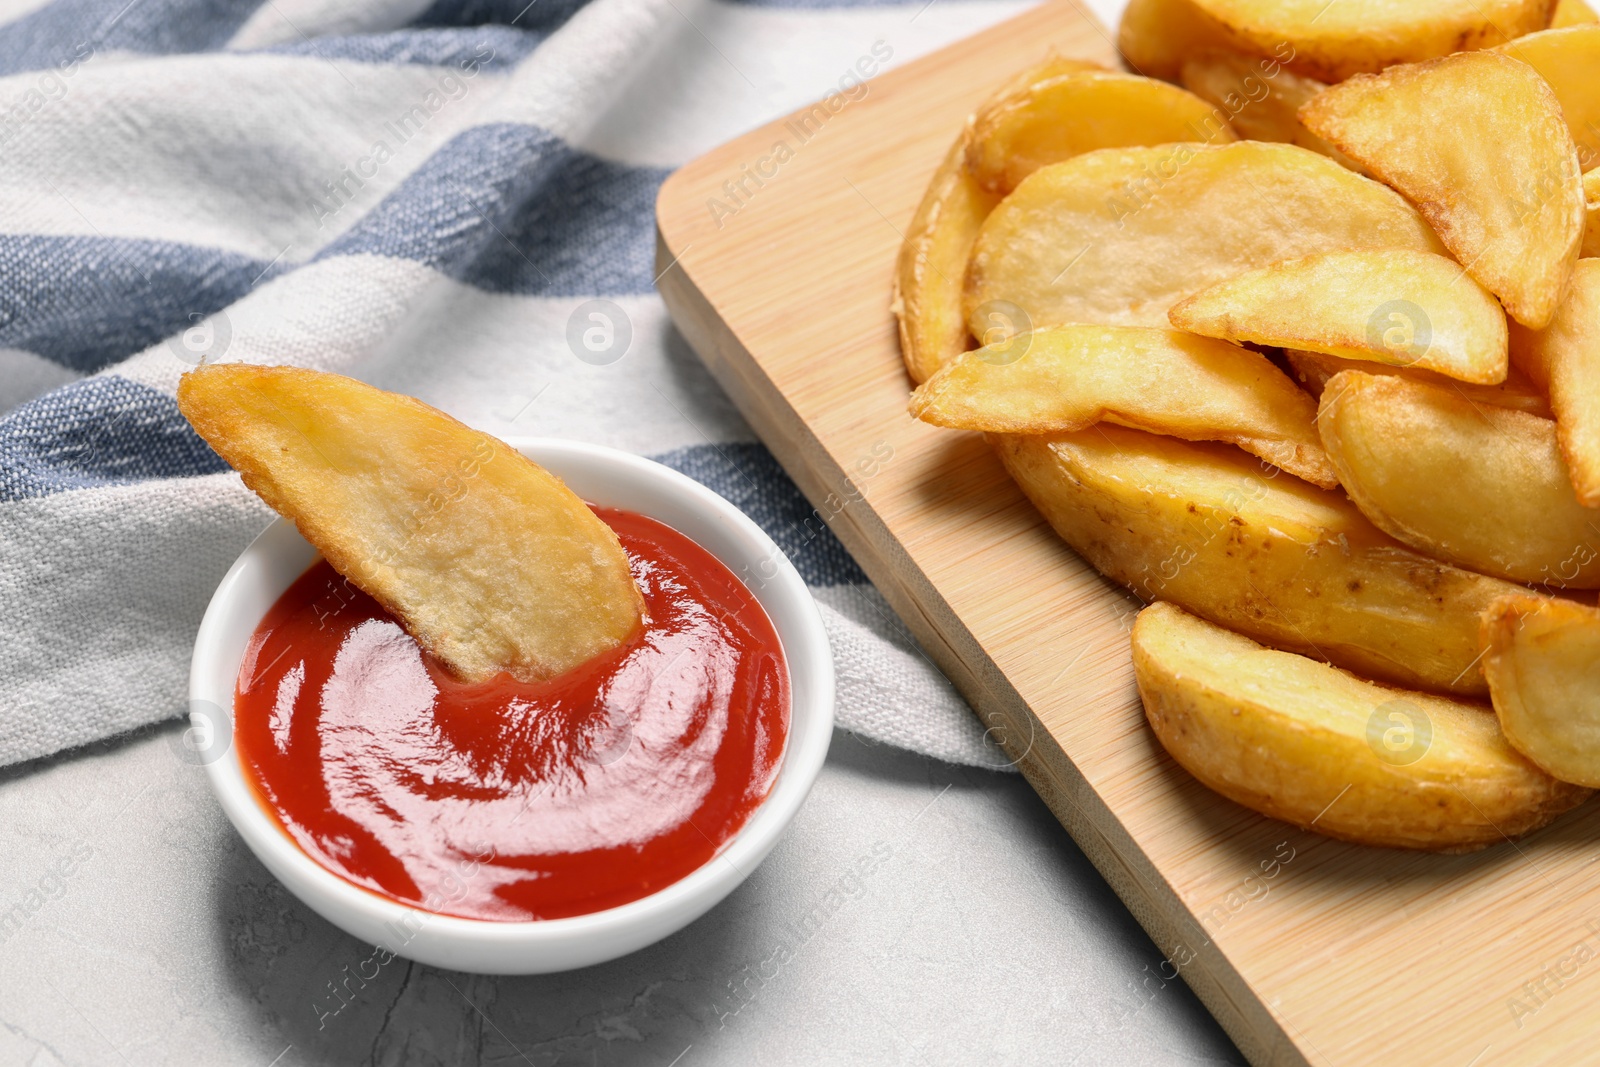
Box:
[0,718,1243,1064]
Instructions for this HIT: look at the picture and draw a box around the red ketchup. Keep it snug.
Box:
[234,507,790,921]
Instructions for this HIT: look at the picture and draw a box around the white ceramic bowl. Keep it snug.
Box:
[189,437,834,974]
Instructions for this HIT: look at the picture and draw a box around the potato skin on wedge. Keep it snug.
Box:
[178,364,644,684]
[1511,260,1600,506]
[995,428,1532,697]
[1189,0,1555,83]
[1133,602,1589,851]
[1484,595,1600,787]
[1117,0,1237,82]
[892,57,1098,384]
[1285,350,1550,418]
[908,324,1336,487]
[893,138,1001,385]
[965,71,1234,197]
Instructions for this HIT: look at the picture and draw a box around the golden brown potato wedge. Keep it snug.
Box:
[964,142,1443,338]
[1189,0,1555,82]
[1554,0,1599,25]
[178,364,644,683]
[1509,260,1600,505]
[1117,0,1237,82]
[1179,51,1341,160]
[1286,350,1550,417]
[892,57,1101,385]
[987,55,1101,101]
[1135,601,1589,850]
[1497,27,1600,171]
[995,427,1533,696]
[908,325,1335,486]
[1168,250,1509,384]
[966,71,1235,196]
[893,140,1000,385]
[1301,52,1584,329]
[1317,370,1600,588]
[1584,171,1600,257]
[1483,594,1600,786]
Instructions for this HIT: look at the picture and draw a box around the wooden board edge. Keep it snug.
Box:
[652,211,1305,1066]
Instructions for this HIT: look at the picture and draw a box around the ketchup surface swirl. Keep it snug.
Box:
[234,507,790,921]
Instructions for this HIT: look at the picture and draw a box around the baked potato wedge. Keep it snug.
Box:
[964,142,1443,338]
[1300,52,1584,329]
[995,427,1532,696]
[1316,370,1600,588]
[1286,350,1549,417]
[893,139,1001,385]
[1509,259,1600,505]
[1187,0,1555,82]
[893,57,1130,385]
[1554,0,1599,25]
[178,364,644,683]
[966,71,1235,197]
[1584,171,1600,257]
[908,325,1335,486]
[1169,250,1509,384]
[1483,594,1600,787]
[1134,601,1589,850]
[1179,51,1341,161]
[1117,0,1236,82]
[1496,26,1600,171]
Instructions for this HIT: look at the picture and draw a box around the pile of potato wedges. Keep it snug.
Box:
[893,0,1600,851]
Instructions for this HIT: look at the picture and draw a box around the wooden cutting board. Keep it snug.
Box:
[654,5,1600,1063]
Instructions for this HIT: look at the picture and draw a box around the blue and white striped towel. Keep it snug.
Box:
[0,0,1122,771]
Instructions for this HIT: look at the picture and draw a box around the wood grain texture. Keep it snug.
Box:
[655,5,1600,1063]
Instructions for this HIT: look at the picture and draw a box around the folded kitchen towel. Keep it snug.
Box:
[0,0,1067,771]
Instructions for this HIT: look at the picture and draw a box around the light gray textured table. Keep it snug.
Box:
[0,717,1244,1064]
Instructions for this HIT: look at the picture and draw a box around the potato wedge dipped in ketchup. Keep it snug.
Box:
[179,365,789,920]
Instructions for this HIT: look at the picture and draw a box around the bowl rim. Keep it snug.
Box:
[190,435,834,954]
